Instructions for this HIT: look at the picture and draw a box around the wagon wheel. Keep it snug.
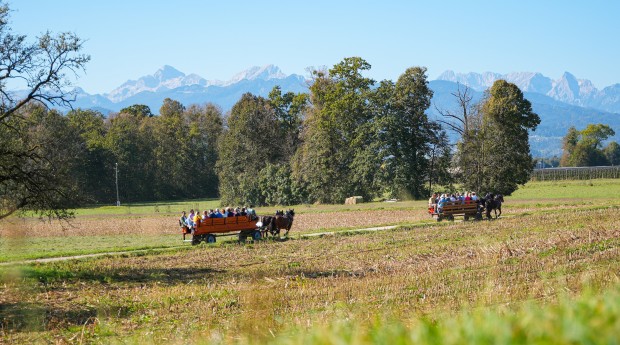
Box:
[447,214,455,221]
[437,215,443,222]
[238,232,247,243]
[191,236,200,246]
[206,234,216,244]
[252,230,262,241]
[464,215,470,221]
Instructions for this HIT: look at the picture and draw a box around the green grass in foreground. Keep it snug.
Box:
[211,286,620,345]
[30,284,620,344]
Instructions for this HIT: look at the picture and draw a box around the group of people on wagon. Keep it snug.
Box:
[179,206,256,229]
[428,192,479,213]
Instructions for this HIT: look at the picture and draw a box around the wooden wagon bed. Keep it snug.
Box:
[181,215,260,244]
[428,201,482,221]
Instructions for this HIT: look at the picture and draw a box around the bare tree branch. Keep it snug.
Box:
[434,83,476,138]
[1,30,89,123]
[0,2,87,221]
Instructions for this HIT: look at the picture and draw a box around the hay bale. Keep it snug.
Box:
[344,196,364,205]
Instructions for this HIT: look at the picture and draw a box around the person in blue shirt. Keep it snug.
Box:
[437,194,448,212]
[214,208,224,218]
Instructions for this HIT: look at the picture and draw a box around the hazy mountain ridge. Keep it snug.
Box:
[437,70,620,113]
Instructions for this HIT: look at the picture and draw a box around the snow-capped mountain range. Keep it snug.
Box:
[65,65,620,157]
[437,70,619,112]
[74,65,620,115]
[105,64,289,103]
[72,64,307,112]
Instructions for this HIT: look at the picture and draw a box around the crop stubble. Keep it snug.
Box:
[2,205,619,342]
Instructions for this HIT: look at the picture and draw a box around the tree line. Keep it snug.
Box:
[560,124,620,167]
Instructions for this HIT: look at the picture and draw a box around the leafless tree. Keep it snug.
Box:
[0,2,89,220]
[434,83,477,137]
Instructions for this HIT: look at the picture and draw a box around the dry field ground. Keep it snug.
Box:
[1,180,620,343]
[1,200,611,262]
[0,200,609,240]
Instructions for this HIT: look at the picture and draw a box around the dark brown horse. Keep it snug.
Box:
[259,215,275,238]
[484,194,504,219]
[265,209,294,237]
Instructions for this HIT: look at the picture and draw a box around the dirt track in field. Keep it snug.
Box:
[0,225,400,266]
[0,200,596,239]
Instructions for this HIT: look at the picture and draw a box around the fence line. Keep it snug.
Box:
[530,166,620,181]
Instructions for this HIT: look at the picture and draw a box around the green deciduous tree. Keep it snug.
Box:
[257,163,307,206]
[268,86,308,160]
[428,131,455,192]
[560,124,616,167]
[120,104,153,118]
[295,58,376,203]
[458,80,540,195]
[104,111,154,202]
[0,104,86,218]
[152,99,188,199]
[560,126,580,166]
[217,93,281,206]
[67,109,114,203]
[381,67,437,199]
[184,103,223,197]
[581,124,615,149]
[603,141,620,166]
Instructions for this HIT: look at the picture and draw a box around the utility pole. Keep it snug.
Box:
[115,162,120,206]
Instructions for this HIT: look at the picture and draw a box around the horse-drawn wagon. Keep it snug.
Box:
[428,194,504,222]
[181,215,261,245]
[428,201,482,221]
[180,209,295,245]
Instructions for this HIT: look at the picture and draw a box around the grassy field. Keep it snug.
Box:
[511,178,620,200]
[3,179,620,263]
[66,179,620,216]
[1,179,620,343]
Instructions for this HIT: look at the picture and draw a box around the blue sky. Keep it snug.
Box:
[9,0,620,94]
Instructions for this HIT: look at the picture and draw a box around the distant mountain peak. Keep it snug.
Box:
[435,70,618,111]
[107,65,196,102]
[102,64,300,104]
[561,71,577,80]
[154,65,185,81]
[437,70,456,81]
[549,71,582,104]
[227,65,286,85]
[435,70,502,91]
